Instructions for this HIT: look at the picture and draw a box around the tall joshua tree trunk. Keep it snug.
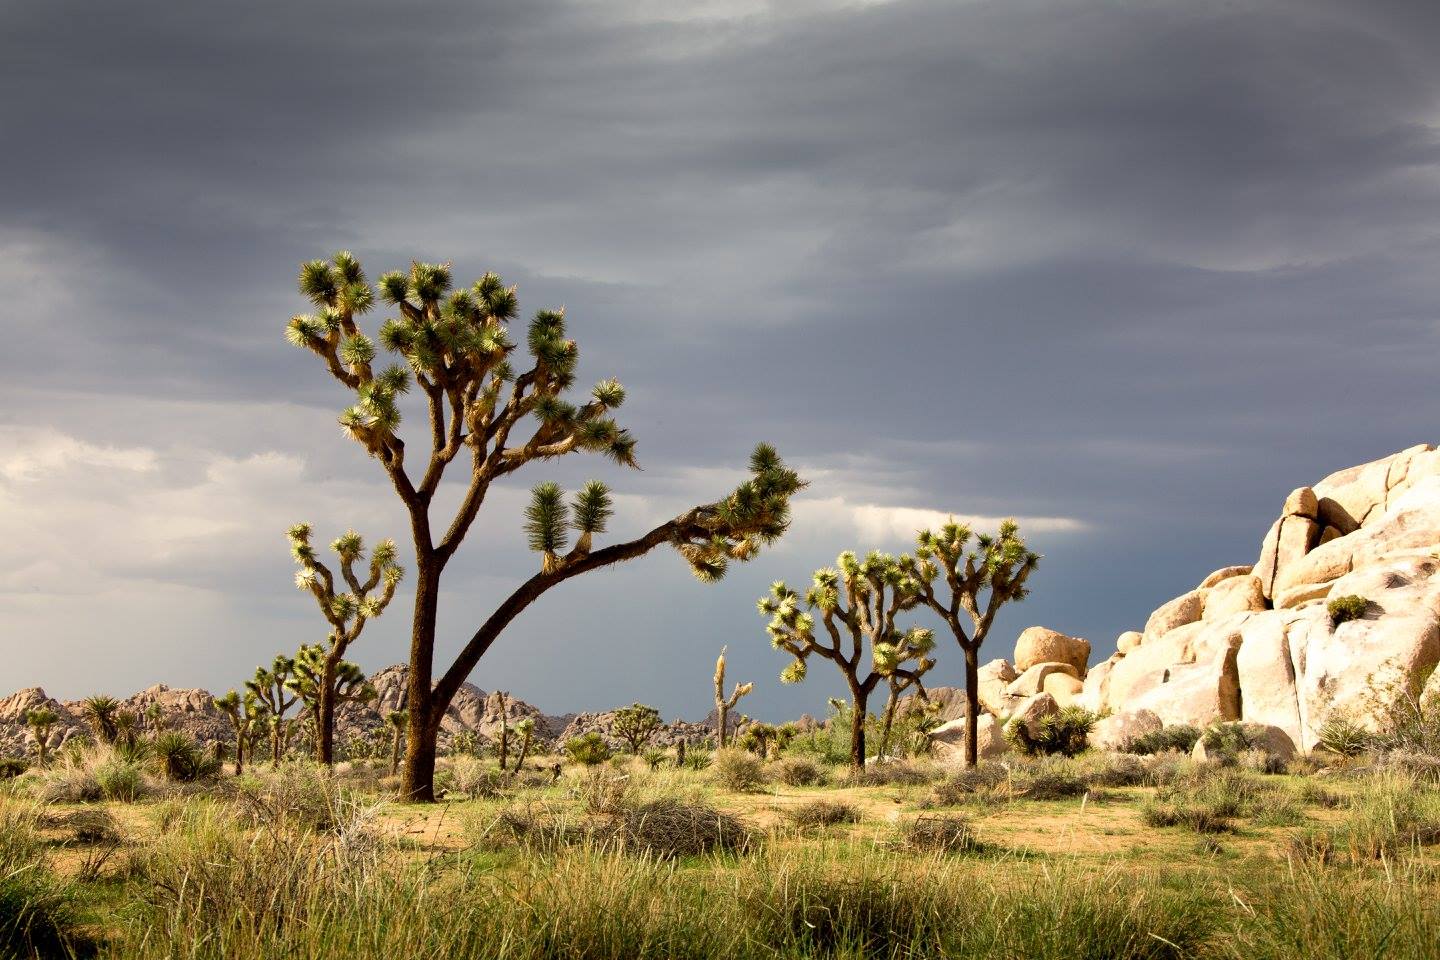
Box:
[317,655,338,766]
[962,644,980,766]
[849,684,869,769]
[496,692,510,771]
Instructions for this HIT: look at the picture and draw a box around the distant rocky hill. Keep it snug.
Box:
[0,665,717,759]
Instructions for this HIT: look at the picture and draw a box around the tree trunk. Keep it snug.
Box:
[964,644,981,767]
[514,733,530,773]
[497,692,509,771]
[317,656,338,766]
[716,702,728,750]
[390,730,402,777]
[271,723,282,766]
[849,688,869,769]
[233,730,244,776]
[402,562,442,801]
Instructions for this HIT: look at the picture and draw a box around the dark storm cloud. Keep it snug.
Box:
[4,0,1440,717]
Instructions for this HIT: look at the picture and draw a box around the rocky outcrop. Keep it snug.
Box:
[557,711,712,750]
[1086,445,1440,751]
[1014,627,1090,675]
[930,713,1007,764]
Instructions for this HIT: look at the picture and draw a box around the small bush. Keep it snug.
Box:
[711,748,767,792]
[1297,781,1346,809]
[1328,594,1369,625]
[837,760,937,788]
[1123,725,1202,756]
[1012,758,1091,800]
[771,756,826,787]
[43,808,121,845]
[927,763,1011,806]
[606,797,752,859]
[897,814,981,854]
[1316,716,1375,757]
[1077,752,1149,788]
[786,800,860,828]
[573,769,634,815]
[1141,800,1236,834]
[564,732,612,767]
[448,756,506,798]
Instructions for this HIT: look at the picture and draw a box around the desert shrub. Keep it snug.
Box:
[1142,799,1236,834]
[836,760,937,788]
[1316,716,1375,757]
[771,755,826,787]
[573,768,635,814]
[1237,747,1287,775]
[229,764,359,834]
[1124,725,1202,756]
[897,814,981,854]
[1327,594,1369,625]
[1077,752,1149,788]
[94,758,147,801]
[927,762,1012,806]
[605,797,752,859]
[448,756,507,798]
[471,802,583,853]
[1005,707,1098,757]
[35,763,102,803]
[1011,757,1092,800]
[43,808,122,845]
[151,732,220,783]
[711,748,767,792]
[0,758,28,779]
[1142,767,1274,833]
[785,800,860,828]
[1297,781,1346,809]
[1307,773,1440,862]
[1380,750,1440,783]
[564,732,613,766]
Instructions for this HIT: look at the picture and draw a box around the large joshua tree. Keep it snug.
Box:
[284,252,802,800]
[286,524,402,765]
[911,519,1039,767]
[760,551,937,769]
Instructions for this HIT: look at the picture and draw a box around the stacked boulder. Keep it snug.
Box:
[1083,444,1440,754]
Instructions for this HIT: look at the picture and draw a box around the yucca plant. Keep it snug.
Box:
[286,644,376,763]
[284,252,804,800]
[80,696,120,745]
[760,551,937,768]
[285,523,402,766]
[910,519,1039,766]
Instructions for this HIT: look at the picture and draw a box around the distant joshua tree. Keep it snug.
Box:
[386,709,408,777]
[713,647,753,750]
[143,702,167,734]
[246,654,300,765]
[512,717,536,772]
[760,551,936,769]
[80,696,120,745]
[24,708,59,766]
[911,520,1039,767]
[494,691,510,770]
[612,703,663,754]
[214,690,258,775]
[283,252,803,800]
[286,524,402,765]
[287,643,377,763]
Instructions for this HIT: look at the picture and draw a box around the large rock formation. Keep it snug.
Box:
[1083,445,1440,752]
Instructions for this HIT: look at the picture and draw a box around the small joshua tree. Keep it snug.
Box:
[512,716,536,772]
[713,647,754,750]
[24,708,59,767]
[910,519,1039,767]
[246,655,300,765]
[81,695,120,745]
[760,551,937,768]
[288,643,377,762]
[286,524,402,765]
[877,653,934,759]
[613,703,663,754]
[214,690,257,775]
[386,709,408,777]
[144,702,167,734]
[494,691,510,770]
[284,252,803,800]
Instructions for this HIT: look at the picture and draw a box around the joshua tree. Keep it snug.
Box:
[713,647,753,750]
[287,524,402,765]
[24,708,59,766]
[512,717,536,772]
[246,655,300,765]
[143,703,166,734]
[877,657,934,759]
[284,252,803,800]
[214,690,257,775]
[760,551,937,769]
[288,643,377,762]
[911,520,1039,767]
[494,691,510,770]
[386,709,408,777]
[80,695,120,745]
[612,703,663,754]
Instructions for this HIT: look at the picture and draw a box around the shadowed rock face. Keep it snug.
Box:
[1082,444,1440,752]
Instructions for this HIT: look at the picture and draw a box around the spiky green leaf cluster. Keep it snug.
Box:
[678,444,803,583]
[524,482,569,555]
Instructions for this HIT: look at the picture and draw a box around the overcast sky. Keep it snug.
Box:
[3,0,1440,721]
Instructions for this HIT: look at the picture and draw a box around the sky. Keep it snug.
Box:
[3,0,1440,722]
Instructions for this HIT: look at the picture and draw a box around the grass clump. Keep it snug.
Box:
[897,814,981,854]
[606,797,752,859]
[785,799,861,829]
[770,756,827,787]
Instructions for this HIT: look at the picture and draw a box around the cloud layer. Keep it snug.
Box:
[3,0,1440,718]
